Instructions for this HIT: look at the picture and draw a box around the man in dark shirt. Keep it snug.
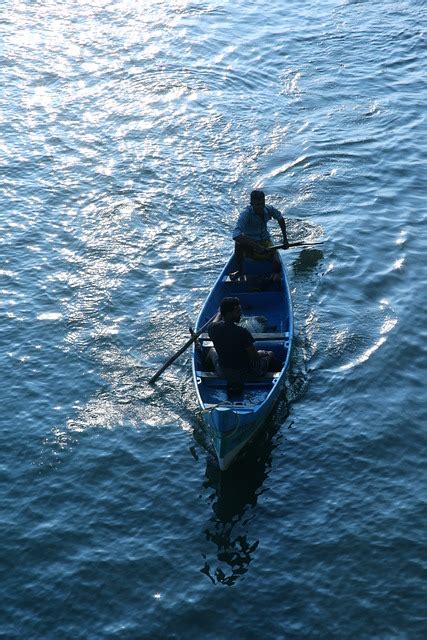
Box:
[207,297,274,390]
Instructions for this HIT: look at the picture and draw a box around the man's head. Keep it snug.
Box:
[220,297,241,322]
[250,189,265,215]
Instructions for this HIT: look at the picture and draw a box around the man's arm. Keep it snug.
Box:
[207,309,222,342]
[246,344,261,367]
[266,205,289,249]
[278,217,289,249]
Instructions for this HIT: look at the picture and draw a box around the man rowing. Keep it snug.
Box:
[230,189,289,281]
[207,296,276,395]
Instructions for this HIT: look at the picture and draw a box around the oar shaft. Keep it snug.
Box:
[270,240,324,250]
[149,313,217,384]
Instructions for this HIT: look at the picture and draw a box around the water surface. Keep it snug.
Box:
[0,1,425,638]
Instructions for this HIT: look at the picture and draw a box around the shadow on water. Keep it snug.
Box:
[195,398,289,586]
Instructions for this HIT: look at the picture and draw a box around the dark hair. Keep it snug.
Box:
[250,189,265,204]
[220,297,240,316]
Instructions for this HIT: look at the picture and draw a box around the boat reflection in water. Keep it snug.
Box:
[197,399,288,586]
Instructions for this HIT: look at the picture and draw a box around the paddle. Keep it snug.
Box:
[268,240,324,251]
[148,313,217,384]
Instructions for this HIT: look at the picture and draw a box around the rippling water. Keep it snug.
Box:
[1,1,425,638]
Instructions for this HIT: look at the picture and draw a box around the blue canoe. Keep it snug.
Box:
[192,252,293,471]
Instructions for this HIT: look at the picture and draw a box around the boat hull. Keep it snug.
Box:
[192,252,293,470]
[203,383,286,470]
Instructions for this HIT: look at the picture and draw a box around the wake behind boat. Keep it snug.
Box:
[192,252,293,470]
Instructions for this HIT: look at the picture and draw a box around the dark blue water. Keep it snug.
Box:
[1,1,426,638]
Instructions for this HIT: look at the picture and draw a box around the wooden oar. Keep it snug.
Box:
[268,240,324,251]
[149,313,217,384]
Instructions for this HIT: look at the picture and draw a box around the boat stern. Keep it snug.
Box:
[204,405,263,471]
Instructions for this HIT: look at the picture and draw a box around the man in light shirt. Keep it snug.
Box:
[231,190,289,280]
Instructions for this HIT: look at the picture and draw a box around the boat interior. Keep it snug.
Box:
[194,256,292,407]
